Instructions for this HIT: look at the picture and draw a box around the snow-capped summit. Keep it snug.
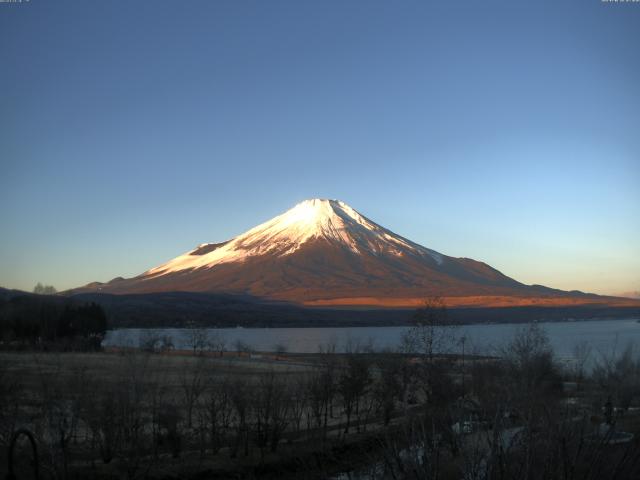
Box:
[73,198,543,304]
[145,199,443,277]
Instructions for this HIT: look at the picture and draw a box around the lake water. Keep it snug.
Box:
[104,317,640,362]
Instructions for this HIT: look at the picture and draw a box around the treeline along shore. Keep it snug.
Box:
[0,290,107,351]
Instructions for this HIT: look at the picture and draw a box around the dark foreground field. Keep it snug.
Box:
[2,324,640,480]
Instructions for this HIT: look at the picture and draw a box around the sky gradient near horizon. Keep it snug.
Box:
[1,0,639,296]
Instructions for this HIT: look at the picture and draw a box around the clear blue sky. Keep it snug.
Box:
[1,0,638,295]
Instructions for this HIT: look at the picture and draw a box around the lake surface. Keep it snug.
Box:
[104,317,640,362]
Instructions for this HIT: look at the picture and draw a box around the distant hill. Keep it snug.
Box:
[3,286,637,328]
[71,291,640,329]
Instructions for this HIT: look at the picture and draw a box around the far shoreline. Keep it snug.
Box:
[106,314,640,331]
[104,305,640,329]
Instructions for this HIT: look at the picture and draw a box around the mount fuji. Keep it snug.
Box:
[71,199,625,308]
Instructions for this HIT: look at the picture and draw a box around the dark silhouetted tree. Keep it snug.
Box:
[33,283,57,295]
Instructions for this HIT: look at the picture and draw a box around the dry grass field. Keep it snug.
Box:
[2,325,640,480]
[0,349,417,479]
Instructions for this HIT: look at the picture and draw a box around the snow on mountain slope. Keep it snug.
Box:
[72,198,564,303]
[145,199,443,277]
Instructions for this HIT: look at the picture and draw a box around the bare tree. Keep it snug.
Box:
[33,354,83,479]
[159,334,174,352]
[229,379,251,458]
[273,342,288,356]
[233,339,252,355]
[207,330,227,357]
[156,402,182,459]
[592,342,640,414]
[308,361,337,443]
[201,375,233,455]
[572,340,592,384]
[500,323,559,400]
[180,357,208,429]
[289,374,310,437]
[252,370,291,459]
[119,354,154,479]
[402,296,457,361]
[374,355,405,426]
[338,353,371,434]
[139,329,162,353]
[185,323,209,355]
[83,384,120,464]
[0,356,21,447]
